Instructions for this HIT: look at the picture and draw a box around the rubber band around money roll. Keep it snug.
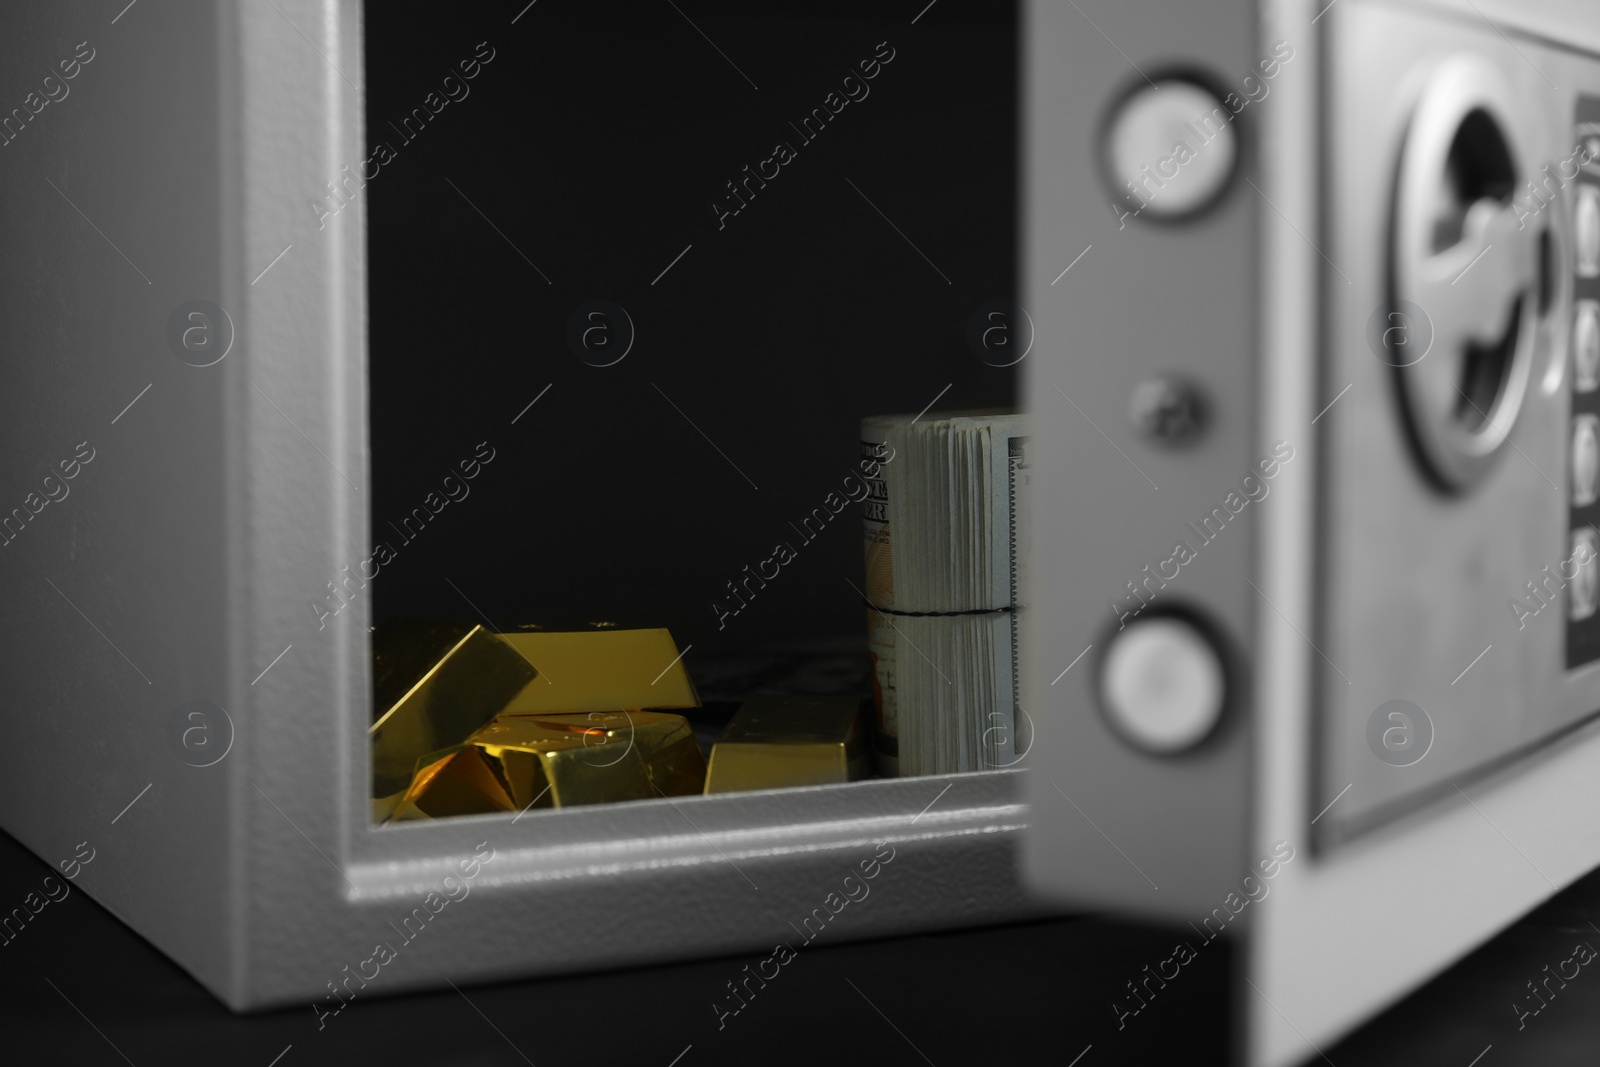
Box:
[862,598,1015,617]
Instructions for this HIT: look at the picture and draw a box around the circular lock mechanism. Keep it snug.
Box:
[1390,55,1541,492]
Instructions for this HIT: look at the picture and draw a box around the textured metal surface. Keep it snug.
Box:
[0,0,239,1000]
[1020,0,1258,919]
[1314,0,1597,847]
[237,0,1040,1011]
[1020,0,1600,1063]
[0,0,1041,1013]
[1250,1,1600,1064]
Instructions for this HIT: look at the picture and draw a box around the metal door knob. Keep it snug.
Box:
[1391,55,1539,492]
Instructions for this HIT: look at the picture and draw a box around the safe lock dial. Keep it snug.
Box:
[1392,55,1540,492]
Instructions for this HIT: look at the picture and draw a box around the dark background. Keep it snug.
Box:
[8,818,1600,1065]
[365,0,1018,663]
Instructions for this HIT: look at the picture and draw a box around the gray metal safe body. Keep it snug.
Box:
[1020,1,1600,1063]
[0,0,1032,1012]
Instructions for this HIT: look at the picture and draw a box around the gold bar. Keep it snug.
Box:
[498,628,698,714]
[471,717,656,808]
[703,695,869,794]
[372,620,470,723]
[369,622,538,800]
[520,711,706,797]
[390,745,515,821]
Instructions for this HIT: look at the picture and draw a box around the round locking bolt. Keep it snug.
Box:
[1099,615,1226,756]
[1101,78,1239,222]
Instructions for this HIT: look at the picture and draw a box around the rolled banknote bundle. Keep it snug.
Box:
[861,411,1030,775]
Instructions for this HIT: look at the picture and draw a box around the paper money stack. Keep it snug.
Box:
[861,411,1029,776]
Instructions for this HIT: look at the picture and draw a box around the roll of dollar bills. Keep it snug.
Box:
[861,411,1029,775]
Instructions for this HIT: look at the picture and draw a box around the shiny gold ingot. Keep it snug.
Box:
[369,623,538,800]
[522,711,706,797]
[499,628,698,714]
[471,717,656,809]
[703,695,869,794]
[390,745,516,822]
[372,620,470,723]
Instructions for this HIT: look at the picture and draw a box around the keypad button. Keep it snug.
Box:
[1571,528,1599,622]
[1573,415,1599,507]
[1576,300,1600,392]
[1578,185,1600,278]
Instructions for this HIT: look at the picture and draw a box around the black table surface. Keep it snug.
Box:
[2,828,1597,1066]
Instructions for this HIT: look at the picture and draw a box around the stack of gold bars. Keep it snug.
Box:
[371,622,871,823]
